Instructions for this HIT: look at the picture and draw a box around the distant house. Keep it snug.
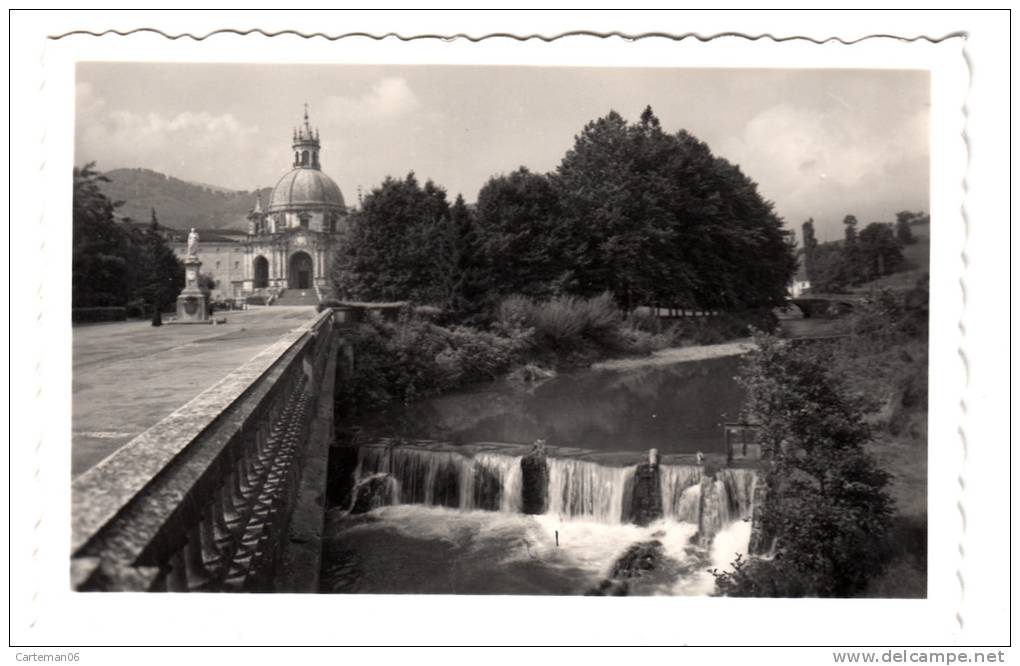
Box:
[789,263,811,298]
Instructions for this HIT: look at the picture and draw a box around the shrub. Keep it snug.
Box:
[337,313,530,415]
[72,307,127,324]
[496,292,623,352]
[125,298,147,319]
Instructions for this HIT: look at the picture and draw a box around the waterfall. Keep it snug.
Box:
[546,458,637,524]
[476,452,523,513]
[347,472,400,513]
[353,445,523,512]
[693,469,757,542]
[350,444,758,540]
[716,468,757,520]
[659,464,704,521]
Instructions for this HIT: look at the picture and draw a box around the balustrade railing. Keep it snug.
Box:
[71,309,338,592]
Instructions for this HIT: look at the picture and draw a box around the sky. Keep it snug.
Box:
[76,63,929,241]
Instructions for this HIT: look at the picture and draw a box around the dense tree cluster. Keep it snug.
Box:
[72,163,184,316]
[801,211,921,293]
[331,173,485,317]
[331,107,797,317]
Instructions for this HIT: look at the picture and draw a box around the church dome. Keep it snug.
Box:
[268,167,346,213]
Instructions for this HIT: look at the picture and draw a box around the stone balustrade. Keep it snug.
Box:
[71,309,339,592]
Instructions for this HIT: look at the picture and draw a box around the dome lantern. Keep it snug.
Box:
[292,102,322,169]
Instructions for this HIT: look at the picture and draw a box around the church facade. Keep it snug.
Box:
[242,108,348,299]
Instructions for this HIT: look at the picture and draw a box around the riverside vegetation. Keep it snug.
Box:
[713,279,928,597]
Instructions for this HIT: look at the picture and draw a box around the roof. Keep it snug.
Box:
[268,167,345,212]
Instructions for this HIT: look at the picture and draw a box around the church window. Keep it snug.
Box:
[299,214,310,229]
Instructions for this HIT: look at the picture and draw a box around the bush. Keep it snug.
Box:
[72,307,127,324]
[497,292,623,352]
[336,313,530,415]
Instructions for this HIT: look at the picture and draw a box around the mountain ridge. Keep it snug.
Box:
[99,167,272,231]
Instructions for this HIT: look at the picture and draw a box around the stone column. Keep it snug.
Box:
[628,460,663,526]
[521,448,548,515]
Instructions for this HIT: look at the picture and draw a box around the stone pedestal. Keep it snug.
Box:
[174,256,211,324]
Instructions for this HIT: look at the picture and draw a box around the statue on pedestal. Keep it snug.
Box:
[171,229,211,325]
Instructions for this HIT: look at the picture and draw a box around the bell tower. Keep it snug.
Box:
[292,103,321,169]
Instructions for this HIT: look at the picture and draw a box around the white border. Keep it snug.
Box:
[7,9,1011,652]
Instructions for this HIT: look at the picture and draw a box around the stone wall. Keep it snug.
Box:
[71,309,339,592]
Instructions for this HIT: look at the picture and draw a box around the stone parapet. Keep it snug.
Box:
[71,309,339,592]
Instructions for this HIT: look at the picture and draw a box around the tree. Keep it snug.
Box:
[713,334,894,597]
[140,208,184,325]
[72,163,135,307]
[894,211,917,245]
[474,167,565,300]
[842,215,858,246]
[554,107,796,311]
[443,194,489,320]
[857,222,905,279]
[801,218,819,283]
[331,172,454,306]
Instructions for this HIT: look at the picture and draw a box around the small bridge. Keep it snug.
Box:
[788,295,863,319]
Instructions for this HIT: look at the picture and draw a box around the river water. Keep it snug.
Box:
[354,353,745,455]
[321,352,753,596]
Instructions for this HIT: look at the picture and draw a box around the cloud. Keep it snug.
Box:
[320,77,421,122]
[75,96,262,187]
[718,102,929,237]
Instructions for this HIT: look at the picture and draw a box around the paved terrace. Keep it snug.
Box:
[72,307,319,476]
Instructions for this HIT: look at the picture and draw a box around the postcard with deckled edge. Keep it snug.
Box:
[10,14,1006,652]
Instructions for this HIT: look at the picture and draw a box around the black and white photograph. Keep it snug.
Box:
[68,61,933,598]
[8,9,1011,653]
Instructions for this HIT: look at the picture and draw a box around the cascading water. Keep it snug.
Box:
[353,445,524,512]
[350,444,757,540]
[716,467,757,520]
[546,458,637,524]
[659,464,704,521]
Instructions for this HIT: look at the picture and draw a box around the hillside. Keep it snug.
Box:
[99,168,272,231]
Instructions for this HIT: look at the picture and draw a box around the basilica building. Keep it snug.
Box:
[168,108,348,304]
[242,107,348,302]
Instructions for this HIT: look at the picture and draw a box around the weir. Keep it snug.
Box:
[71,309,344,592]
[344,441,758,542]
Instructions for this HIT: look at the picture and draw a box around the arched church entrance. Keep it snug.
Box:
[288,251,314,290]
[253,256,270,289]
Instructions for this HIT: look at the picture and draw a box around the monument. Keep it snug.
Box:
[173,228,212,324]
